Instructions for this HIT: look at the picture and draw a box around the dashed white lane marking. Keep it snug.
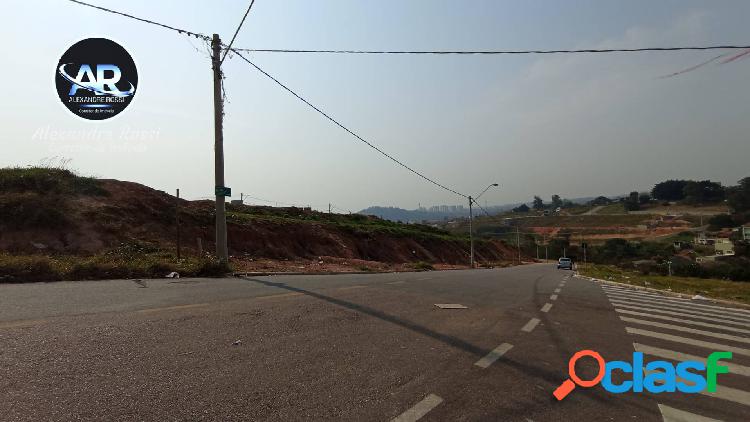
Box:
[136,303,210,314]
[616,308,750,335]
[541,303,553,313]
[608,297,750,323]
[388,281,405,285]
[550,294,558,301]
[603,288,750,318]
[434,304,468,309]
[645,369,750,406]
[474,343,514,368]
[554,288,561,293]
[521,318,541,332]
[391,394,443,422]
[610,301,749,327]
[338,285,367,291]
[620,316,750,345]
[634,343,750,377]
[0,319,48,329]
[658,404,722,422]
[625,327,750,357]
[416,277,433,281]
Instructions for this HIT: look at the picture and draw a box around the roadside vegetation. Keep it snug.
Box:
[578,264,750,305]
[0,242,230,283]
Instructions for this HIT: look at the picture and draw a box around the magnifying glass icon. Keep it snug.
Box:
[553,350,606,400]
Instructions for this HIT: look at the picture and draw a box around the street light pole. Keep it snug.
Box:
[468,195,474,268]
[468,183,499,269]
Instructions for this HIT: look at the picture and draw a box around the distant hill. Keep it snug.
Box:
[360,197,599,222]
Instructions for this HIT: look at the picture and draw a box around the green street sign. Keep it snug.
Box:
[215,186,232,197]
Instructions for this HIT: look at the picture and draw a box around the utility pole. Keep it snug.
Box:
[212,34,228,263]
[176,188,181,261]
[544,232,548,262]
[468,196,474,268]
[329,203,332,214]
[516,225,521,264]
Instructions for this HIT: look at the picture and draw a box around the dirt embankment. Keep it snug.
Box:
[1,178,520,268]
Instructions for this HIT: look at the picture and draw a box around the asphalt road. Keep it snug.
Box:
[1,264,748,421]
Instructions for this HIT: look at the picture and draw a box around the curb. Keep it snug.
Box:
[233,266,507,278]
[574,272,750,310]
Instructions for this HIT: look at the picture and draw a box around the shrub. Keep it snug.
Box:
[412,261,434,271]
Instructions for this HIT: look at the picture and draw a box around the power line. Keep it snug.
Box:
[231,45,750,55]
[220,0,256,65]
[230,49,469,199]
[67,0,210,41]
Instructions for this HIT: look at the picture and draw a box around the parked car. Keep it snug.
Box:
[557,257,573,270]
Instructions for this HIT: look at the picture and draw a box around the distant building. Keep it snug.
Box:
[714,238,735,256]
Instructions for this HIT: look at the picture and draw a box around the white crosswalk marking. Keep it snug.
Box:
[634,343,750,377]
[598,284,750,419]
[606,295,750,323]
[615,308,750,335]
[609,301,750,327]
[658,404,723,421]
[619,316,750,345]
[602,286,750,317]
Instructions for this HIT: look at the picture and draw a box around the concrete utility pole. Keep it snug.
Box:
[516,225,521,264]
[468,195,474,268]
[212,34,228,263]
[176,188,181,261]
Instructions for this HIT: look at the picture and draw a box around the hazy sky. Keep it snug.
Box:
[2,1,749,211]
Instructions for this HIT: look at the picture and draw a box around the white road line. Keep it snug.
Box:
[615,308,750,335]
[658,404,722,422]
[391,394,443,422]
[610,301,750,327]
[521,318,541,332]
[388,281,405,285]
[550,294,558,301]
[541,303,553,313]
[603,287,750,317]
[620,316,750,344]
[554,288,561,293]
[645,369,750,407]
[606,295,750,323]
[634,343,750,377]
[625,327,750,357]
[474,343,513,368]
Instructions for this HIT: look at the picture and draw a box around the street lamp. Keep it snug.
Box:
[469,183,499,268]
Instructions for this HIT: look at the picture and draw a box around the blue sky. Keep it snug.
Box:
[2,1,749,211]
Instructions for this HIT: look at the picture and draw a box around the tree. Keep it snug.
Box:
[683,180,725,204]
[532,196,544,210]
[708,214,735,230]
[589,196,612,206]
[727,177,750,212]
[652,180,689,201]
[638,192,651,205]
[513,203,530,212]
[562,199,575,208]
[551,195,563,209]
[624,191,640,211]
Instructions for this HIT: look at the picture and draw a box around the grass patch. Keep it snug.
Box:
[0,166,107,196]
[0,246,231,283]
[226,209,466,242]
[578,264,750,305]
[412,261,435,271]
